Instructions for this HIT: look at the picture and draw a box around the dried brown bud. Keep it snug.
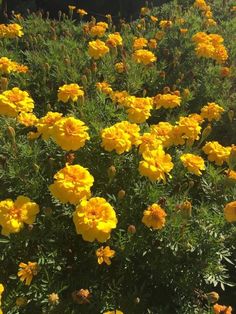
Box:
[127,225,136,234]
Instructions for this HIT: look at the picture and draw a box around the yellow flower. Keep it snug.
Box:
[159,20,173,29]
[0,57,28,74]
[96,246,115,265]
[57,84,84,103]
[88,39,110,59]
[153,93,181,109]
[148,39,157,49]
[139,146,174,182]
[17,262,38,286]
[90,25,107,37]
[133,37,148,50]
[226,170,236,181]
[124,96,153,124]
[150,15,158,23]
[202,141,231,166]
[49,164,94,205]
[194,0,208,11]
[138,133,162,155]
[73,197,117,242]
[224,201,236,222]
[0,196,39,236]
[132,49,157,65]
[115,62,125,73]
[0,87,34,117]
[140,7,150,16]
[48,293,59,305]
[68,5,76,11]
[106,33,123,48]
[0,284,4,308]
[0,23,24,38]
[150,122,174,147]
[213,303,232,314]
[200,102,224,121]
[101,121,140,154]
[104,311,123,314]
[180,153,205,176]
[17,112,38,127]
[142,204,167,229]
[36,111,63,140]
[51,117,90,151]
[175,116,202,145]
[110,90,129,105]
[77,9,88,16]
[96,81,113,95]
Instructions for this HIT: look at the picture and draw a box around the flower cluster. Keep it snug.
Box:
[0,196,39,236]
[194,0,217,26]
[192,32,228,63]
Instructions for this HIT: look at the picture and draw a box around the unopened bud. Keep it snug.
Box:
[1,77,8,91]
[7,126,15,139]
[201,124,212,141]
[179,200,192,218]
[127,225,136,234]
[118,189,126,199]
[16,297,27,307]
[107,165,116,179]
[205,291,219,304]
[228,110,234,123]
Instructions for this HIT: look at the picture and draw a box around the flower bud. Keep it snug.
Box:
[201,124,212,142]
[0,77,8,91]
[179,200,192,218]
[206,291,219,304]
[118,189,126,199]
[48,292,59,305]
[16,297,28,307]
[107,165,116,179]
[127,225,136,234]
[228,110,234,123]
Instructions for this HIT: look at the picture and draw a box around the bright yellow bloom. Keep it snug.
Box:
[154,93,181,109]
[132,49,156,65]
[139,146,174,182]
[115,62,125,73]
[49,164,94,205]
[138,133,162,155]
[0,283,4,309]
[0,87,34,117]
[57,84,84,103]
[73,197,117,242]
[224,201,236,222]
[68,5,76,10]
[77,9,88,16]
[180,154,205,176]
[96,246,115,265]
[17,112,38,127]
[194,0,208,11]
[150,15,158,23]
[213,303,232,314]
[124,96,153,123]
[133,37,148,50]
[0,57,28,74]
[142,204,167,229]
[88,39,109,59]
[48,293,59,305]
[104,311,123,314]
[0,23,24,38]
[111,90,129,105]
[101,121,140,154]
[0,196,39,236]
[175,116,202,145]
[202,141,231,166]
[96,81,113,95]
[90,25,107,37]
[36,111,63,140]
[51,117,90,151]
[106,32,123,47]
[17,262,38,285]
[200,102,224,121]
[150,122,174,148]
[159,20,173,29]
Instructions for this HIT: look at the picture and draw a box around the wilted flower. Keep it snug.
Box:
[17,262,38,285]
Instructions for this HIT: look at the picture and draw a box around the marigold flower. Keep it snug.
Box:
[115,62,125,73]
[72,289,91,304]
[159,20,173,29]
[88,39,110,59]
[150,15,158,23]
[0,284,4,309]
[17,112,38,127]
[68,5,76,11]
[96,246,115,265]
[101,121,140,154]
[132,49,157,65]
[140,7,150,16]
[73,197,117,242]
[0,87,34,117]
[51,117,90,151]
[48,293,59,305]
[150,122,174,147]
[142,204,167,229]
[148,39,157,49]
[0,57,28,74]
[0,196,39,236]
[175,116,202,145]
[213,303,233,314]
[124,96,153,123]
[96,81,113,95]
[57,83,84,103]
[226,169,236,181]
[202,141,231,166]
[200,102,224,121]
[194,0,208,11]
[90,25,107,37]
[111,90,129,105]
[139,146,174,182]
[0,23,23,38]
[138,133,162,155]
[154,93,181,109]
[17,261,38,285]
[206,291,219,304]
[77,9,88,16]
[49,164,94,205]
[133,37,148,50]
[106,33,123,48]
[104,310,123,314]
[224,201,236,223]
[180,153,205,176]
[36,111,63,140]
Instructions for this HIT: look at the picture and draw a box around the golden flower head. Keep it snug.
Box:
[0,196,39,236]
[200,102,225,121]
[48,293,59,305]
[202,141,231,166]
[17,261,38,285]
[58,83,84,103]
[132,49,157,65]
[96,246,115,265]
[142,203,167,229]
[224,201,236,223]
[73,197,118,242]
[36,111,63,140]
[49,164,94,205]
[153,93,181,109]
[180,153,205,176]
[88,39,110,59]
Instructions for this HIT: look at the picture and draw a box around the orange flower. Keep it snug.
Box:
[17,261,38,285]
[96,246,115,265]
